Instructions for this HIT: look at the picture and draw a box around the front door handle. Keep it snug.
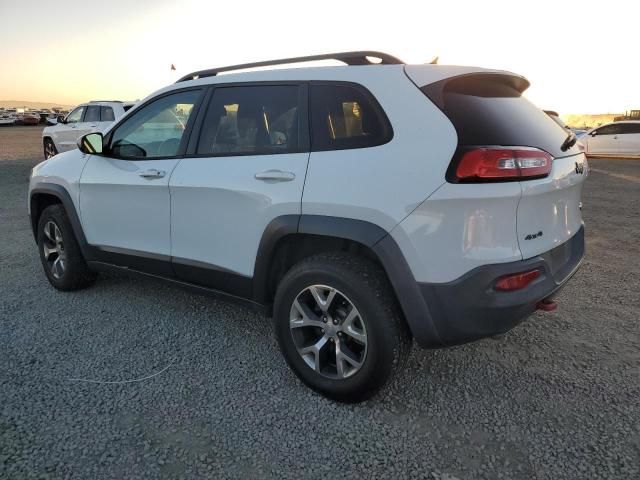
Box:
[613,135,618,140]
[255,170,295,182]
[138,168,166,179]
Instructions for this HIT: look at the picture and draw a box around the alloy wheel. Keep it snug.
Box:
[42,221,66,279]
[289,285,368,379]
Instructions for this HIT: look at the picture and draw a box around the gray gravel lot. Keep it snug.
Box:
[1,130,639,479]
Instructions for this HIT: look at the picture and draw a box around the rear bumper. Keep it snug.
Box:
[415,225,585,347]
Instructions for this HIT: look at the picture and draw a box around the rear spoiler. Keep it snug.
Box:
[404,65,529,109]
[419,73,531,110]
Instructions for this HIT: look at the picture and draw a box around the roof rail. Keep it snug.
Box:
[88,100,123,103]
[176,51,404,83]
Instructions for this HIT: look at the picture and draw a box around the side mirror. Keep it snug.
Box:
[78,132,104,154]
[58,115,66,124]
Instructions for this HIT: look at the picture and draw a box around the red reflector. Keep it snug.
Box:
[494,269,541,291]
[455,147,553,182]
[536,299,558,311]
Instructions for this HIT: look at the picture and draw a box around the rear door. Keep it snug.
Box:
[617,123,640,155]
[169,84,309,292]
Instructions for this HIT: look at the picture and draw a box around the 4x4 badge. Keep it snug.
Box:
[525,231,543,240]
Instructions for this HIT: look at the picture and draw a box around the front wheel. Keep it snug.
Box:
[37,204,96,291]
[274,252,411,402]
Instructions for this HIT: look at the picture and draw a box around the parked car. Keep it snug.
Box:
[0,113,16,126]
[42,100,136,159]
[28,51,587,402]
[578,121,640,157]
[17,112,40,126]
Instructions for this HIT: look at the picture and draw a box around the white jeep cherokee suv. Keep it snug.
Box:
[28,52,587,402]
[42,100,134,159]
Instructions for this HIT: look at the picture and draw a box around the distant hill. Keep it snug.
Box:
[0,100,74,110]
[562,113,621,129]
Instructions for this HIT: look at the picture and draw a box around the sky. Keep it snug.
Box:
[0,0,638,114]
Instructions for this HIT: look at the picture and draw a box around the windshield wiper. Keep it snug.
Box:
[561,131,577,152]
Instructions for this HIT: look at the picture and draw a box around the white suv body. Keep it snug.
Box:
[28,52,587,401]
[42,101,134,158]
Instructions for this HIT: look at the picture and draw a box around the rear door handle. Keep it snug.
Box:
[139,168,166,179]
[255,170,295,182]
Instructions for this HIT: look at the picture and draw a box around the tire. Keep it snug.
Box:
[43,138,57,159]
[274,252,411,403]
[37,204,96,291]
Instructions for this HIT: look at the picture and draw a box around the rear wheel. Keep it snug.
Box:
[43,138,57,159]
[37,204,96,291]
[274,252,411,402]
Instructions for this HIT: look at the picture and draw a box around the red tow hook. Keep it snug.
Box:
[536,298,558,312]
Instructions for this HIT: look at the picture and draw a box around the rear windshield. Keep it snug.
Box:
[422,76,579,158]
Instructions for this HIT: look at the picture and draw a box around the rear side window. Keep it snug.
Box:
[422,76,575,158]
[310,84,392,151]
[101,106,115,121]
[619,123,640,134]
[84,106,100,123]
[197,85,301,156]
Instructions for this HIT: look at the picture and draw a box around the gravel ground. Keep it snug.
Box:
[1,127,639,479]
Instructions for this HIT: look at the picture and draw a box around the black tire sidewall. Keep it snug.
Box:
[37,205,86,290]
[274,262,400,401]
[43,138,56,159]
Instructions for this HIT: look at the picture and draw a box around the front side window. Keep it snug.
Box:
[197,85,301,155]
[101,106,115,122]
[109,90,201,159]
[310,84,392,151]
[66,106,85,124]
[84,106,100,123]
[595,124,622,136]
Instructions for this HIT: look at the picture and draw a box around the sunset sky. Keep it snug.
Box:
[1,0,638,114]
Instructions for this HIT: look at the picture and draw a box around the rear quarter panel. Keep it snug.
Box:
[301,67,457,231]
[391,182,523,283]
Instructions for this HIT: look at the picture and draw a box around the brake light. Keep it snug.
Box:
[494,269,541,291]
[455,147,553,182]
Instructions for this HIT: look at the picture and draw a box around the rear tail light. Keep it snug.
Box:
[454,147,553,182]
[494,269,541,291]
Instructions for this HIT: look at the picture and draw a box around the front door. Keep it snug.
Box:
[587,124,622,155]
[79,89,203,275]
[56,105,86,152]
[169,84,309,294]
